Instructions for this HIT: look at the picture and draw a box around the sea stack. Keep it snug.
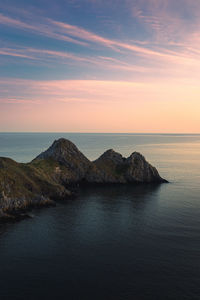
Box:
[0,138,167,220]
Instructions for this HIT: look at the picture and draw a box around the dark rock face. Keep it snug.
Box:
[34,140,166,184]
[0,138,167,221]
[34,138,93,182]
[93,149,166,184]
[97,149,125,164]
[35,139,90,169]
[125,152,164,183]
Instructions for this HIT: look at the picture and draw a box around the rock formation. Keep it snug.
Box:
[92,149,165,183]
[0,138,167,221]
[33,138,93,183]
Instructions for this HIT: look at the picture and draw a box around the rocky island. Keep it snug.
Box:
[0,138,167,221]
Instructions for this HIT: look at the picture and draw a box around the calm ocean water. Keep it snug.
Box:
[0,133,200,300]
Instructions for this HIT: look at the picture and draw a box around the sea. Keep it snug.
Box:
[0,132,200,300]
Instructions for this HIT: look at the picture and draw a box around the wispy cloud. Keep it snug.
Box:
[1,10,200,70]
[0,48,35,59]
[51,19,178,60]
[0,46,152,74]
[0,13,184,61]
[0,13,35,30]
[1,1,200,132]
[0,97,39,104]
[0,13,88,46]
[130,0,200,45]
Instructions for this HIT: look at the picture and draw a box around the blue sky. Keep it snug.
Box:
[0,0,200,132]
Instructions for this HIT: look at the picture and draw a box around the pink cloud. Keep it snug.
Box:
[0,97,39,104]
[1,11,200,69]
[0,48,35,59]
[0,13,88,46]
[130,0,200,45]
[0,46,151,73]
[0,13,35,30]
[50,19,200,66]
[0,12,190,63]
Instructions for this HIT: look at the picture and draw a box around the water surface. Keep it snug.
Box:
[0,133,200,300]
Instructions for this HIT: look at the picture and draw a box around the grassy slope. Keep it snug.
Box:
[0,157,72,214]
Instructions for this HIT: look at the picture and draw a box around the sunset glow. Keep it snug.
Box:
[0,0,200,132]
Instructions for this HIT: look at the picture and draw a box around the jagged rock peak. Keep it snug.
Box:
[34,138,90,164]
[95,149,124,164]
[47,138,79,152]
[127,152,146,162]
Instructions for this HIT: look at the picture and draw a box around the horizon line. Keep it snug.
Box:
[0,132,200,135]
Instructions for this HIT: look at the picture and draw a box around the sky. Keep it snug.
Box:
[0,0,200,133]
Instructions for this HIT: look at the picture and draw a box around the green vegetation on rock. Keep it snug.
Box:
[0,138,167,221]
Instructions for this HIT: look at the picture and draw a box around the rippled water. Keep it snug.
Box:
[0,133,200,300]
